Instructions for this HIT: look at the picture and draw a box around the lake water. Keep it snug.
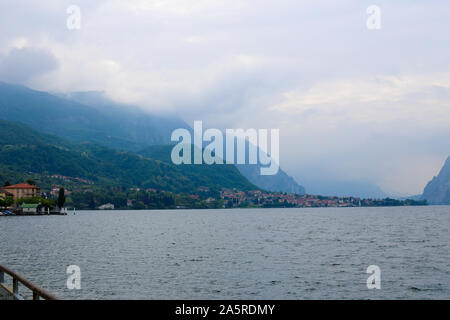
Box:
[1,206,449,299]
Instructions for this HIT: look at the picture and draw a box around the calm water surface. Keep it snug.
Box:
[1,206,449,299]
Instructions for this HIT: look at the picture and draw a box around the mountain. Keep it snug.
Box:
[422,156,450,204]
[0,82,305,194]
[0,82,189,151]
[0,119,256,193]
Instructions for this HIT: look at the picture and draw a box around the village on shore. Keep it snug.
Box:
[0,182,68,215]
[0,178,427,215]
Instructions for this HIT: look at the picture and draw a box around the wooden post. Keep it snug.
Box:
[13,278,18,294]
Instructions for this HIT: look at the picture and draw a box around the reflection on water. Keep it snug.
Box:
[1,206,449,299]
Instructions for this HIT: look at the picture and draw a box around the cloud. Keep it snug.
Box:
[270,72,450,126]
[0,47,59,84]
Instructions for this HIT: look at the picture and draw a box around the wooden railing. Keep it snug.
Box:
[0,264,59,300]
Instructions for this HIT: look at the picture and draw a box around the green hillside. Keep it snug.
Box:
[0,119,256,194]
[139,144,261,191]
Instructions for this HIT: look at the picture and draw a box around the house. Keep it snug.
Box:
[0,189,14,200]
[50,187,60,197]
[0,189,14,208]
[3,183,40,200]
[50,186,72,197]
[21,203,42,214]
[205,197,215,204]
[98,203,114,210]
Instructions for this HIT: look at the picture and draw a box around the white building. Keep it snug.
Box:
[98,203,114,210]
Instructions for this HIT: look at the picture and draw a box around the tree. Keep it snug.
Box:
[58,188,66,209]
[4,181,10,187]
[40,198,56,211]
[16,196,41,205]
[0,196,14,208]
[26,179,36,185]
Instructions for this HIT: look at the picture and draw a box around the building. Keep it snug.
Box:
[50,186,72,197]
[98,203,114,210]
[0,189,14,200]
[3,183,40,200]
[50,186,60,197]
[21,203,43,214]
[205,197,215,204]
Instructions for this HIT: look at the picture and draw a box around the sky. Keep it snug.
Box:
[0,0,449,196]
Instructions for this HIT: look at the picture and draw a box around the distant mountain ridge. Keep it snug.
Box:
[0,82,189,151]
[422,156,450,204]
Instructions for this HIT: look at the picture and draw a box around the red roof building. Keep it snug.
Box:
[3,183,40,200]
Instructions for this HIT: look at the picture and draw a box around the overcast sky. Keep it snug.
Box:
[1,0,449,195]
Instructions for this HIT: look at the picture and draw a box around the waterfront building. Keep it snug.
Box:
[3,183,40,200]
[21,203,42,214]
[0,189,14,200]
[98,203,114,210]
